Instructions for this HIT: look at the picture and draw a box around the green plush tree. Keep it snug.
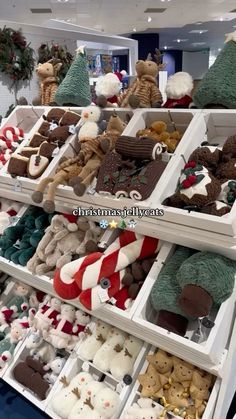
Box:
[55,46,91,106]
[194,32,236,108]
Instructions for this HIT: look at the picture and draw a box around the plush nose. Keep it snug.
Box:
[83,112,89,118]
[104,401,110,408]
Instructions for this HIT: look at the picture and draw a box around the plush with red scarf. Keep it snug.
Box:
[95,71,124,107]
[163,72,194,109]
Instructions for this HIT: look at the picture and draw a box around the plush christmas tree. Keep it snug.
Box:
[194,32,236,108]
[55,46,91,106]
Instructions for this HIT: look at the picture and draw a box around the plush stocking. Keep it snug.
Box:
[54,230,139,300]
[75,235,160,291]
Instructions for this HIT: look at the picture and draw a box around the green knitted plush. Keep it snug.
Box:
[194,35,236,108]
[177,251,236,310]
[150,246,195,319]
[55,46,91,106]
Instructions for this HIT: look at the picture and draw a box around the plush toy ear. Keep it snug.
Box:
[53,62,63,76]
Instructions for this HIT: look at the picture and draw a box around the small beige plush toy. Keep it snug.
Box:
[36,59,62,105]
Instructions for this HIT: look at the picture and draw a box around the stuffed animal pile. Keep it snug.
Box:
[50,369,120,419]
[136,348,214,419]
[0,206,53,267]
[136,120,182,154]
[7,108,80,179]
[0,126,24,168]
[0,198,23,235]
[54,230,160,310]
[27,214,102,279]
[95,135,168,201]
[31,106,128,213]
[0,280,45,369]
[78,320,142,382]
[163,135,236,216]
[29,296,91,351]
[150,246,236,337]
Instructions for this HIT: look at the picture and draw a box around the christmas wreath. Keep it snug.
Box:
[0,26,35,84]
[37,43,73,84]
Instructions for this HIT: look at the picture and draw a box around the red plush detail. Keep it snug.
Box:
[113,287,130,310]
[163,95,192,109]
[184,161,196,170]
[62,213,78,223]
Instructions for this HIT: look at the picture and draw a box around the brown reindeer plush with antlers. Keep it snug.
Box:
[118,49,163,108]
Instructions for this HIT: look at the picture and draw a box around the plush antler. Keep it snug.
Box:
[72,388,80,399]
[96,333,106,344]
[114,344,123,353]
[84,397,94,410]
[84,326,93,336]
[154,48,166,70]
[124,348,132,358]
[60,376,69,387]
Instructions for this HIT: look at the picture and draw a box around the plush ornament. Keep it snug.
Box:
[55,46,91,106]
[124,397,163,419]
[29,297,61,331]
[77,106,107,142]
[95,72,122,108]
[0,320,27,369]
[36,59,62,105]
[26,330,56,363]
[93,327,126,372]
[201,200,231,216]
[118,58,162,108]
[177,163,221,207]
[189,369,213,417]
[78,320,112,361]
[69,381,106,419]
[169,357,195,389]
[218,180,236,205]
[13,357,50,400]
[221,135,236,161]
[92,387,120,418]
[189,146,221,173]
[138,364,164,398]
[163,72,194,108]
[194,32,236,109]
[177,251,236,318]
[110,335,142,381]
[43,356,67,384]
[216,159,236,181]
[146,350,173,386]
[50,372,93,418]
[44,304,77,350]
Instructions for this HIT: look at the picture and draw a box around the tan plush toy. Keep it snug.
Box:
[188,369,213,417]
[136,120,182,153]
[138,364,164,398]
[36,59,62,105]
[146,350,173,386]
[169,357,195,390]
[118,57,163,108]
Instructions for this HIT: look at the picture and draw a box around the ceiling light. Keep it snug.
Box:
[148,16,152,22]
[192,42,206,46]
[57,0,69,2]
[177,39,181,43]
[164,46,168,50]
[189,29,208,34]
[218,48,222,51]
[133,27,137,32]
[174,39,188,43]
[195,22,203,25]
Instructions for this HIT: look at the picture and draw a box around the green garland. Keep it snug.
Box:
[0,26,35,84]
[37,43,73,84]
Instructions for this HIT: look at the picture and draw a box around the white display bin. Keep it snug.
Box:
[120,346,221,419]
[0,106,46,135]
[132,243,236,370]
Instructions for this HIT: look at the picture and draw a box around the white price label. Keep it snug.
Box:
[98,287,110,303]
[116,382,125,393]
[82,361,90,372]
[69,125,76,135]
[50,123,58,131]
[109,297,117,305]
[13,180,22,192]
[52,147,59,157]
[162,153,171,162]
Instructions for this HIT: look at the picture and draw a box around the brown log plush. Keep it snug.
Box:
[115,136,163,160]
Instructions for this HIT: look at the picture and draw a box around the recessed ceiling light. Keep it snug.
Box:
[174,39,188,43]
[148,16,152,22]
[192,42,206,46]
[218,48,222,51]
[57,0,69,2]
[164,46,168,50]
[133,27,137,32]
[177,39,181,43]
[195,21,203,25]
[189,29,208,34]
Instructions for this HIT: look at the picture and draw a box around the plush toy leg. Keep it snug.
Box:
[73,169,98,196]
[54,230,139,299]
[32,178,53,203]
[128,94,140,109]
[73,158,101,196]
[79,270,126,310]
[75,235,159,291]
[43,174,66,213]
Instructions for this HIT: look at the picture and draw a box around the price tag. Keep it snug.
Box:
[9,216,20,225]
[50,122,58,131]
[109,297,117,305]
[162,152,171,162]
[98,287,110,303]
[69,125,76,135]
[82,361,90,372]
[116,382,125,393]
[52,147,60,157]
[13,180,22,192]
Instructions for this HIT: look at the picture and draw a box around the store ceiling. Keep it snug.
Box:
[1,0,236,51]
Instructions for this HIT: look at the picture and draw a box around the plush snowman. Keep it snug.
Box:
[93,327,126,372]
[124,398,163,419]
[110,335,143,381]
[78,320,111,361]
[94,387,120,418]
[44,303,77,349]
[77,106,107,141]
[68,380,105,419]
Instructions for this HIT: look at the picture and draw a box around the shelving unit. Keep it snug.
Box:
[0,107,236,419]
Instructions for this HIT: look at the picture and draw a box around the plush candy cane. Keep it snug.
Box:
[75,235,160,291]
[79,269,126,311]
[3,126,24,141]
[54,230,140,300]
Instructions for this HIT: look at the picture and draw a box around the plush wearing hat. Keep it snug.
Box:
[194,32,236,108]
[163,72,193,108]
[95,72,122,108]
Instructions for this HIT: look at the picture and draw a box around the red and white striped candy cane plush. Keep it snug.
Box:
[53,230,140,300]
[75,235,160,291]
[79,270,126,311]
[3,126,24,141]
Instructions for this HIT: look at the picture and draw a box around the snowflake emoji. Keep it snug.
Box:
[127,219,137,229]
[99,219,109,229]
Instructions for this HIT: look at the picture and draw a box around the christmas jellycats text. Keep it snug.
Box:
[72,206,164,219]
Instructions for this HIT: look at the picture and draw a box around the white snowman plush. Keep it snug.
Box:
[110,335,143,381]
[44,304,77,350]
[94,387,120,418]
[124,398,163,419]
[78,320,111,361]
[50,371,93,419]
[68,380,105,419]
[93,327,126,372]
[77,106,107,141]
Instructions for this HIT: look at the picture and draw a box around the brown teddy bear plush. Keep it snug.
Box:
[36,59,62,106]
[118,58,162,108]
